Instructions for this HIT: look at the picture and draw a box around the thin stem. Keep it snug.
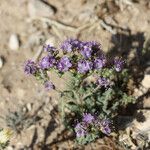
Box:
[82,85,100,100]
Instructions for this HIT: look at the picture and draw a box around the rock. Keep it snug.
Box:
[7,146,14,150]
[133,110,150,131]
[28,0,56,18]
[26,103,32,111]
[142,75,150,89]
[131,110,150,145]
[0,57,4,69]
[9,34,19,51]
[45,36,56,47]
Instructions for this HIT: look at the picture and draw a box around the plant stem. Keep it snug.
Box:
[82,86,100,100]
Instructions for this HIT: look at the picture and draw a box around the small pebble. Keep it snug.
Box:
[6,146,14,150]
[26,103,32,111]
[45,36,56,47]
[0,57,4,69]
[142,75,150,89]
[9,34,19,51]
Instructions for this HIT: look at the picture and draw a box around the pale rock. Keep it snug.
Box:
[142,74,150,89]
[6,146,14,150]
[9,34,19,50]
[45,36,56,47]
[28,0,55,18]
[133,110,150,129]
[0,57,3,69]
[26,103,32,111]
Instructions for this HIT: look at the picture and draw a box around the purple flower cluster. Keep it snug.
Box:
[24,38,125,91]
[114,58,124,72]
[24,59,37,75]
[57,56,72,72]
[80,41,101,59]
[83,113,95,124]
[75,113,111,138]
[39,55,56,70]
[94,56,106,69]
[77,60,92,73]
[24,39,107,76]
[80,46,92,59]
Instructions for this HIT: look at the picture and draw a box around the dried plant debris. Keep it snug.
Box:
[2,105,42,134]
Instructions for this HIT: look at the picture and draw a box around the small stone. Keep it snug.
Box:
[9,34,19,51]
[45,36,56,47]
[142,75,150,89]
[132,110,150,142]
[28,0,56,18]
[7,146,14,150]
[0,57,4,69]
[26,103,32,111]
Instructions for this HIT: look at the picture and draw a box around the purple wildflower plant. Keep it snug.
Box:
[114,58,124,72]
[77,60,93,73]
[44,81,55,91]
[24,59,37,75]
[82,113,95,124]
[39,55,56,70]
[97,77,110,88]
[57,56,72,72]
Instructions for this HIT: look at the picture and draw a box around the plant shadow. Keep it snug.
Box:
[108,29,150,130]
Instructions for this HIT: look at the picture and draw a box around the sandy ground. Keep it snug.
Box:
[0,0,150,149]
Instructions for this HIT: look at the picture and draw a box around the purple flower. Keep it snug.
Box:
[43,44,56,53]
[103,126,111,135]
[97,77,110,88]
[75,123,87,137]
[44,81,55,91]
[101,119,111,135]
[80,41,102,58]
[61,39,81,52]
[114,58,124,72]
[84,41,101,51]
[57,56,72,72]
[24,60,37,75]
[94,56,106,69]
[39,55,56,70]
[80,46,92,58]
[83,113,95,124]
[77,60,93,73]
